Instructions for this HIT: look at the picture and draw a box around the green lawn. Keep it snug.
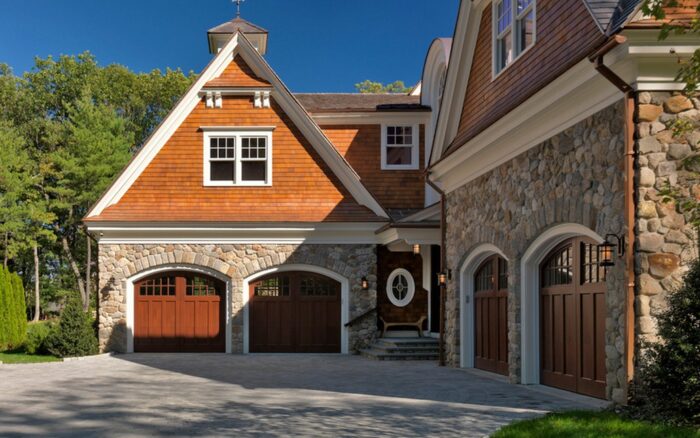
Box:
[492,411,699,438]
[0,351,61,364]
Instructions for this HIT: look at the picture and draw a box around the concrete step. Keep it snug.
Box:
[371,345,440,354]
[360,349,439,361]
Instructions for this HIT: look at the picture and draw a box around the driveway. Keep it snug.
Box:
[0,354,605,437]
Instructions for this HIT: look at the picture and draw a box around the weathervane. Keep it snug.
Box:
[233,0,245,17]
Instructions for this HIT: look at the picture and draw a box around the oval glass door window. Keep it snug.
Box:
[386,268,415,307]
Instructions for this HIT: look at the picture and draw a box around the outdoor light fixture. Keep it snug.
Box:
[361,277,369,290]
[413,244,421,255]
[438,271,448,286]
[598,234,625,267]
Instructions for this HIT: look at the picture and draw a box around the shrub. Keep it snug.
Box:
[629,255,700,427]
[0,266,27,350]
[24,321,54,355]
[45,294,98,358]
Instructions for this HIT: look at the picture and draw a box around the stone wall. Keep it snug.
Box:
[444,101,628,400]
[97,243,378,353]
[635,92,700,346]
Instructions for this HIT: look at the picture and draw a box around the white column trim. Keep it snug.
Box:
[241,264,350,354]
[519,223,603,384]
[459,244,508,369]
[124,264,234,354]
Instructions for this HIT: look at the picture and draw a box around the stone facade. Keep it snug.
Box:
[635,92,700,346]
[97,243,378,353]
[443,101,629,400]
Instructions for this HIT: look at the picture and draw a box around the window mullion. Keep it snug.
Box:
[235,137,242,185]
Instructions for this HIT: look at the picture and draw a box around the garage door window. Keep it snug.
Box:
[139,276,176,296]
[386,268,415,307]
[186,276,222,296]
[254,276,290,297]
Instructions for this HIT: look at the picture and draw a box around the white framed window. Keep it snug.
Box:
[386,268,415,307]
[203,129,273,186]
[381,124,419,170]
[493,0,536,76]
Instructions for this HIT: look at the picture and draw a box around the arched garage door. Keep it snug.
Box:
[540,237,606,398]
[249,271,341,353]
[134,272,225,352]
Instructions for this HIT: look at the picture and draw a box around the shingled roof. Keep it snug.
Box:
[294,94,430,113]
[583,0,641,34]
[208,17,267,34]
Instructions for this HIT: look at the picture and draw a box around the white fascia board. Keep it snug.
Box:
[376,227,441,246]
[396,203,441,223]
[311,112,430,126]
[198,88,272,95]
[430,0,481,165]
[232,34,389,219]
[431,59,623,193]
[88,222,387,245]
[87,34,242,219]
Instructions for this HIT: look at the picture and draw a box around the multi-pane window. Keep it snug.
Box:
[541,244,573,287]
[382,125,419,170]
[139,276,176,296]
[254,276,290,297]
[203,131,272,186]
[581,242,606,284]
[494,0,536,74]
[186,276,222,296]
[300,275,337,297]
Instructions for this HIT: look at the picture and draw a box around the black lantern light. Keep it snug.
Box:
[598,234,625,267]
[438,271,448,286]
[361,276,369,290]
[413,244,421,255]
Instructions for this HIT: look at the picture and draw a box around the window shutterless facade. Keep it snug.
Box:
[493,0,536,76]
[203,129,273,186]
[381,124,419,170]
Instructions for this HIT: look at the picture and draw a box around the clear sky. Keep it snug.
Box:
[0,0,460,93]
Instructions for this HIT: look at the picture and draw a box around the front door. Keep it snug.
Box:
[134,272,225,352]
[249,271,341,353]
[540,238,606,398]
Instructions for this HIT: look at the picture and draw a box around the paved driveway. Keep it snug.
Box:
[0,354,605,437]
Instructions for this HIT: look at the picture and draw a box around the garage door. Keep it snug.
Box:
[474,255,508,376]
[134,272,225,352]
[540,238,606,398]
[249,272,341,353]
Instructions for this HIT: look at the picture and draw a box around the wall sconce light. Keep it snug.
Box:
[361,277,369,290]
[413,244,421,255]
[598,234,625,267]
[438,271,448,286]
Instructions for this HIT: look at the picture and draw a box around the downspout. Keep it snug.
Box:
[426,175,447,367]
[589,35,636,401]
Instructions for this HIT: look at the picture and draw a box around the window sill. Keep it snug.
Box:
[203,181,272,187]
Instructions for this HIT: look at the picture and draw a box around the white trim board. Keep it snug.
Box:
[242,264,350,354]
[86,32,388,220]
[311,112,430,126]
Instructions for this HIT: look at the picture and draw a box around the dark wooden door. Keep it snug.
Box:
[134,272,225,353]
[249,272,341,353]
[474,256,509,375]
[540,238,606,398]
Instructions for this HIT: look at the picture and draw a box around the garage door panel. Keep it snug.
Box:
[474,256,509,376]
[134,273,225,353]
[250,272,341,353]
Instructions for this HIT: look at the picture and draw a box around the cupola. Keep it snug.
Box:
[207,15,268,55]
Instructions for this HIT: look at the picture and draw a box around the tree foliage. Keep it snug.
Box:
[0,266,27,350]
[0,52,196,318]
[629,254,700,426]
[355,80,412,94]
[45,294,98,358]
[641,0,700,93]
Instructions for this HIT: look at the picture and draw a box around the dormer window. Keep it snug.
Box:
[202,129,273,186]
[493,0,535,75]
[381,124,419,170]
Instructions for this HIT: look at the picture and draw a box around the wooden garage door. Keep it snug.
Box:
[474,256,509,375]
[540,238,606,398]
[249,272,341,353]
[134,272,225,352]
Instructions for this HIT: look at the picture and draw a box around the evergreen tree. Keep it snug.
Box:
[45,294,98,358]
[11,270,26,346]
[0,267,7,348]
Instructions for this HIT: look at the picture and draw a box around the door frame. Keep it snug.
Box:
[243,264,350,354]
[126,264,233,354]
[459,243,508,369]
[519,223,603,385]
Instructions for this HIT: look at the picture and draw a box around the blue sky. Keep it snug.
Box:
[0,0,459,92]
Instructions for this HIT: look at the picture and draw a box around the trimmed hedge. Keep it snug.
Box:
[0,266,27,350]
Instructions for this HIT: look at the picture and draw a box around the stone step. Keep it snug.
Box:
[375,338,440,348]
[370,345,440,354]
[360,349,439,361]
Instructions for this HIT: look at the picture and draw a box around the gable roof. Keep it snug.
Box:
[208,17,268,34]
[295,94,428,113]
[86,32,389,222]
